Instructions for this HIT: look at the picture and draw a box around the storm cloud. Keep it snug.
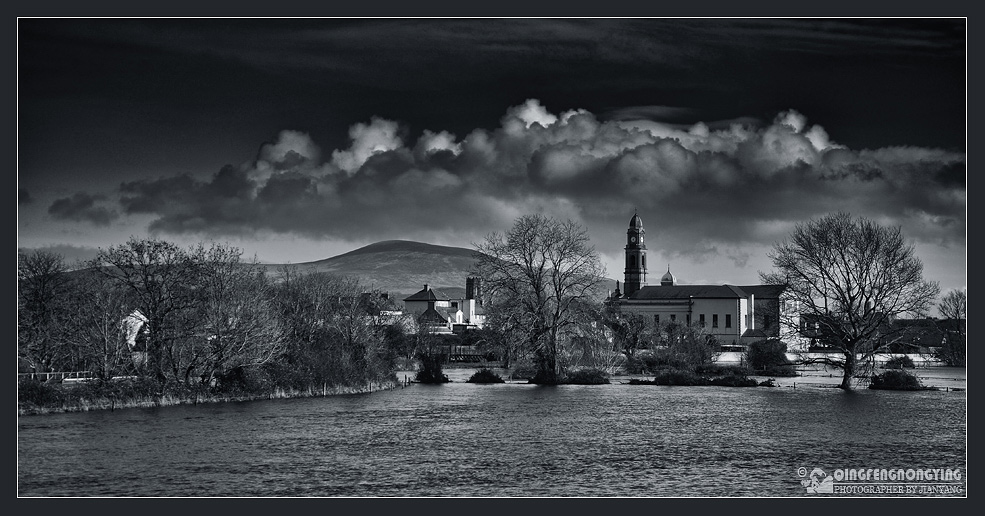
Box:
[47,192,118,226]
[105,99,965,265]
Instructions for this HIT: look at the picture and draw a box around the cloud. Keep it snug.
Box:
[94,99,963,267]
[18,188,32,204]
[47,193,118,225]
[331,117,403,174]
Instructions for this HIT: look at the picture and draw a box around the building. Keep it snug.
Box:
[606,213,797,351]
[402,277,486,334]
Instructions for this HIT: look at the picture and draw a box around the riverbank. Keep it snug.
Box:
[17,378,400,416]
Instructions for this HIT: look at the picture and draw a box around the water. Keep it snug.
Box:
[18,367,966,497]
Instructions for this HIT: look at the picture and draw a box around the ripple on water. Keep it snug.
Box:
[18,376,966,496]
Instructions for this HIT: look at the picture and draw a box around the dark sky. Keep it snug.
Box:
[17,18,967,298]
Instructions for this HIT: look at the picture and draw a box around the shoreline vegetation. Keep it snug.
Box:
[18,376,399,416]
[20,362,963,416]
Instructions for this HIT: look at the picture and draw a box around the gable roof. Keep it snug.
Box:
[738,284,787,299]
[627,284,749,300]
[417,306,448,325]
[404,285,450,302]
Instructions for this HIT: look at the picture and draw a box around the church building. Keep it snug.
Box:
[606,213,798,351]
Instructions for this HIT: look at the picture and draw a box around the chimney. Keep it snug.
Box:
[424,283,429,292]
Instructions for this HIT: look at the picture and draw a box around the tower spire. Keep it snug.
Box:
[624,212,647,296]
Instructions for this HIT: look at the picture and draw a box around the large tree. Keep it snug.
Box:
[761,212,940,389]
[59,270,137,381]
[473,214,605,384]
[191,243,285,387]
[90,238,201,383]
[934,288,966,367]
[17,250,72,373]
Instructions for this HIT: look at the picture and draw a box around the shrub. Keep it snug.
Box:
[884,356,916,369]
[467,368,505,384]
[563,368,610,385]
[415,353,450,384]
[709,375,758,387]
[758,378,777,387]
[746,339,792,372]
[649,370,707,386]
[869,370,926,390]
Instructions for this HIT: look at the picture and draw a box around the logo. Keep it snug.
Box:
[799,467,834,493]
[797,466,964,496]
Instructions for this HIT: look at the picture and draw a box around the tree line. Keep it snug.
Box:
[19,211,965,395]
[17,238,409,393]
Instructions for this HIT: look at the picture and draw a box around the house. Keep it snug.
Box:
[402,278,486,334]
[605,213,797,351]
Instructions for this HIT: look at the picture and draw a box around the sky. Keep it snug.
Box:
[17,18,967,306]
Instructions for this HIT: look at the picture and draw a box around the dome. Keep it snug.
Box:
[629,213,643,229]
[660,266,676,286]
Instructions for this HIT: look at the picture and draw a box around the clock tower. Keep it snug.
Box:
[624,212,647,296]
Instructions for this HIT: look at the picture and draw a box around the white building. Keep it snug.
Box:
[402,277,486,334]
[606,213,800,350]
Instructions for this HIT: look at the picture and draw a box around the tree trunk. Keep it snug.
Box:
[840,352,856,390]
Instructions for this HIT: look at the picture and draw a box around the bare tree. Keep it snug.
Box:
[473,214,605,384]
[761,212,940,390]
[60,270,137,381]
[602,305,652,360]
[935,288,966,367]
[90,237,201,384]
[192,243,285,387]
[17,250,71,373]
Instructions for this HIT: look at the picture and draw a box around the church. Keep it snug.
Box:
[606,213,798,351]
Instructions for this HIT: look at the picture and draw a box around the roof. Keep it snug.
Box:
[627,284,750,300]
[417,306,447,325]
[737,284,787,299]
[403,285,450,302]
[630,213,643,229]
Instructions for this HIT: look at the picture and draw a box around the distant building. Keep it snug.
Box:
[606,213,798,351]
[403,277,486,334]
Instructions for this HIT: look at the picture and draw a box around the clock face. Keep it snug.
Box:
[631,236,637,243]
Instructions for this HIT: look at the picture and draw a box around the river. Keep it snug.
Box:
[17,367,966,497]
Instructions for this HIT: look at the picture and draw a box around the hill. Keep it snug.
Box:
[264,239,617,303]
[269,240,483,299]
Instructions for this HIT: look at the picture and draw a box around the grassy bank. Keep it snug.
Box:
[18,377,399,416]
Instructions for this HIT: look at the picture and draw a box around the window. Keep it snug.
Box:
[725,314,732,328]
[654,314,659,325]
[642,255,646,268]
[712,314,719,328]
[670,314,676,322]
[686,314,691,325]
[699,314,706,327]
[763,315,772,329]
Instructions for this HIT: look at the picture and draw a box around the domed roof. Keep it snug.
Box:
[629,213,643,229]
[660,266,676,286]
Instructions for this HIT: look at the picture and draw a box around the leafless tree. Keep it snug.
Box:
[17,249,71,373]
[90,238,201,384]
[935,288,966,367]
[60,270,137,381]
[473,214,605,384]
[761,212,940,390]
[191,243,285,386]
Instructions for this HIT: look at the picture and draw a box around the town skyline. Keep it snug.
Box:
[18,18,966,302]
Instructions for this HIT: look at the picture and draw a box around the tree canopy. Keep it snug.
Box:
[761,212,940,389]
